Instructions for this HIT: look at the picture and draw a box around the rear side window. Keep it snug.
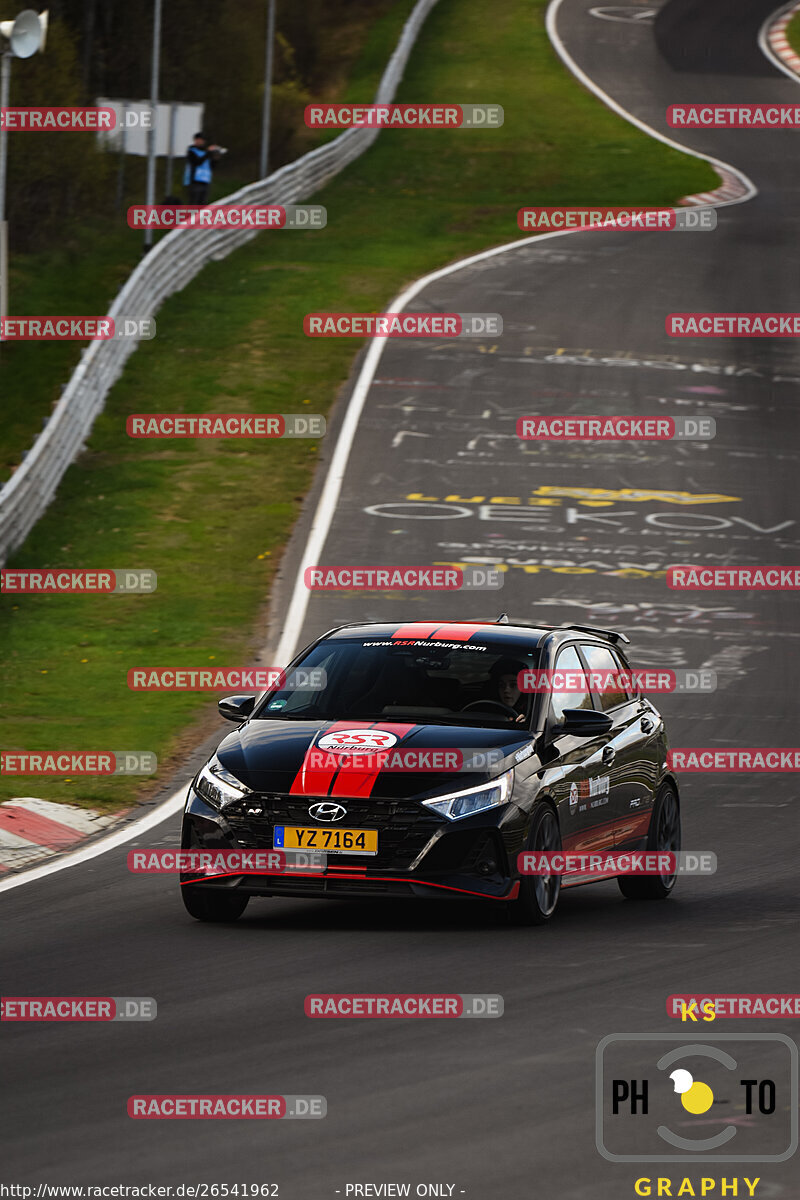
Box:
[581,643,630,711]
[550,645,593,723]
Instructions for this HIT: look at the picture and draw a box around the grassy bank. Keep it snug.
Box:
[0,0,718,810]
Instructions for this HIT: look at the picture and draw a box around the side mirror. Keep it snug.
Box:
[218,694,256,722]
[558,708,613,738]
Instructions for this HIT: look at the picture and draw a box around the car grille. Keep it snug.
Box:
[224,794,443,870]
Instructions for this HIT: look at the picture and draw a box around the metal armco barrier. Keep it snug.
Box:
[0,0,439,565]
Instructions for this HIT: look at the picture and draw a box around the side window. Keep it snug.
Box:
[550,645,593,724]
[581,643,630,712]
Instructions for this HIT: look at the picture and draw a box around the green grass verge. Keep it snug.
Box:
[787,9,800,54]
[0,0,718,811]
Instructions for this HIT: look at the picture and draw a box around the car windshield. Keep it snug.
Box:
[255,637,540,727]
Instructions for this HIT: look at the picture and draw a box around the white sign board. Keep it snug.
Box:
[96,99,205,157]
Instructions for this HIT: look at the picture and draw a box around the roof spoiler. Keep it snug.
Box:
[560,623,630,645]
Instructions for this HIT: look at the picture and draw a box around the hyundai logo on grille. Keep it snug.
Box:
[308,802,347,822]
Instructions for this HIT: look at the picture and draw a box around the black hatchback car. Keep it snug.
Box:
[180,618,681,924]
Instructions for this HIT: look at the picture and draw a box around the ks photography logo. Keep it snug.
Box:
[596,1035,798,1162]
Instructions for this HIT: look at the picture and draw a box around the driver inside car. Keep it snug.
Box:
[483,658,529,724]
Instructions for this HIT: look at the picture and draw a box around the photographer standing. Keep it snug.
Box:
[183,132,225,205]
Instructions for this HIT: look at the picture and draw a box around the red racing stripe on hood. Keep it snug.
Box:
[329,723,418,798]
[288,721,372,795]
[288,722,417,797]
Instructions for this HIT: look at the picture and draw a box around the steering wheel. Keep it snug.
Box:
[460,699,520,720]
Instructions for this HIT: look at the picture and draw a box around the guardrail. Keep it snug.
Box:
[0,0,439,565]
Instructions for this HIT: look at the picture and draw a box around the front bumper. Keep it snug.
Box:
[181,787,526,902]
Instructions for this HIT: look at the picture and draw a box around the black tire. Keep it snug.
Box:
[618,782,681,901]
[181,885,250,922]
[508,802,562,925]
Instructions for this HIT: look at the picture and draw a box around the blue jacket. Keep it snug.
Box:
[184,145,213,186]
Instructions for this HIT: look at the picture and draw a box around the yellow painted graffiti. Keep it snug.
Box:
[407,487,740,507]
[434,561,668,579]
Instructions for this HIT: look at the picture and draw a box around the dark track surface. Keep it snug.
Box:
[3,3,799,1197]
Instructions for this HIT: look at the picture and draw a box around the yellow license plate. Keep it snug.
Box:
[274,826,378,855]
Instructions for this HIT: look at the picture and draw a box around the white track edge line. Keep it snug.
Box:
[546,0,757,205]
[0,787,187,894]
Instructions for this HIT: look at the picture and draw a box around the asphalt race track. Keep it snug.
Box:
[2,3,799,1197]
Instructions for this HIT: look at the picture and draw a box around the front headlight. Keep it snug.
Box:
[422,768,514,821]
[194,755,252,811]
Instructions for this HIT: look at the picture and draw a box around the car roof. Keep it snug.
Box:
[319,619,629,650]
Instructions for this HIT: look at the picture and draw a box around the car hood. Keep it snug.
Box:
[213,719,537,799]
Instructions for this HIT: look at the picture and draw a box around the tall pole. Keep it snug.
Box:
[0,52,11,224]
[258,0,276,179]
[143,0,162,253]
[115,102,128,216]
[0,52,12,331]
[165,101,177,196]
